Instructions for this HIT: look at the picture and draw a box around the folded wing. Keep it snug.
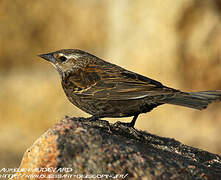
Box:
[75,64,178,100]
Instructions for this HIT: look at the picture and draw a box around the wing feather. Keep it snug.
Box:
[74,63,178,100]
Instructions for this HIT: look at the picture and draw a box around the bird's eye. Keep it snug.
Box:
[59,56,67,62]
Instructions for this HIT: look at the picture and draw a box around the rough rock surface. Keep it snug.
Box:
[13,116,221,179]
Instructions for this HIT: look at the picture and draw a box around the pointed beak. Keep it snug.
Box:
[38,53,56,63]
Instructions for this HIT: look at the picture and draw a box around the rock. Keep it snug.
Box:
[13,116,221,179]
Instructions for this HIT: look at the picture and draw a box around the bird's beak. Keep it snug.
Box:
[38,53,56,63]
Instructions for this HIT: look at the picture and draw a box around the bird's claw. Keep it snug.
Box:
[114,121,134,128]
[113,121,143,139]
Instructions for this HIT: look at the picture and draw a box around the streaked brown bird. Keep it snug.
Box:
[39,49,221,127]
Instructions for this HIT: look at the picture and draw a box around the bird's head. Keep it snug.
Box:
[38,49,92,74]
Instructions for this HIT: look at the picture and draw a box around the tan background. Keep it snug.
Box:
[1,0,221,169]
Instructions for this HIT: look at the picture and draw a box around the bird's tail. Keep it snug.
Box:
[163,91,221,110]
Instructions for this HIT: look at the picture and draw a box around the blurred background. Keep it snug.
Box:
[1,0,221,169]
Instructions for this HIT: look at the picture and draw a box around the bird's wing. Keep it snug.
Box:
[73,64,179,100]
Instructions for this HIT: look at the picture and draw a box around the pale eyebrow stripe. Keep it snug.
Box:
[66,54,82,59]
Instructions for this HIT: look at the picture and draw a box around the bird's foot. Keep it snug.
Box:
[114,121,134,128]
[114,114,138,127]
[113,121,143,139]
[87,115,99,121]
[82,116,111,132]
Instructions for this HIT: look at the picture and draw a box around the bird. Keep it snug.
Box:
[38,49,221,127]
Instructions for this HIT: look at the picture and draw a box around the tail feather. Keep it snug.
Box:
[163,91,221,110]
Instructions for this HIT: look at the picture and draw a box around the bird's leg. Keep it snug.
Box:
[114,114,139,128]
[113,114,143,139]
[129,114,139,127]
